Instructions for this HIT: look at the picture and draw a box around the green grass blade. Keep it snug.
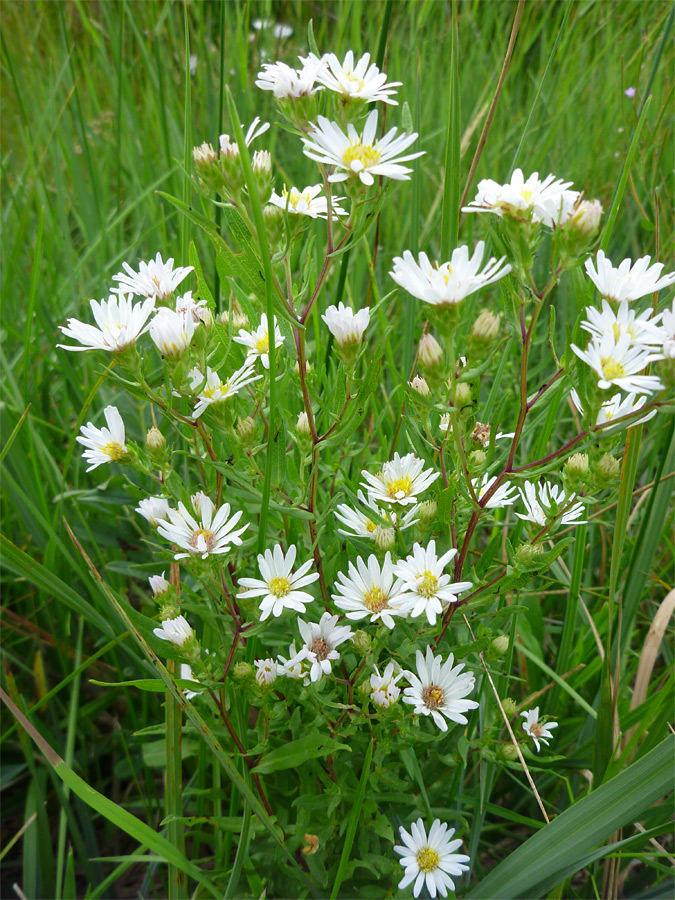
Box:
[330,738,374,900]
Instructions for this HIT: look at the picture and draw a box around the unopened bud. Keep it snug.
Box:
[233,661,254,681]
[296,411,311,436]
[236,416,257,447]
[418,500,437,524]
[193,141,217,168]
[564,452,590,491]
[263,203,284,246]
[357,679,373,698]
[409,375,430,398]
[293,359,313,378]
[157,598,181,620]
[146,426,166,453]
[453,381,472,410]
[492,635,510,657]
[501,743,519,761]
[501,697,518,718]
[375,527,396,552]
[252,150,273,201]
[351,630,371,654]
[418,333,443,372]
[192,142,222,193]
[149,573,170,596]
[595,452,621,485]
[515,542,541,567]
[569,199,603,237]
[469,449,488,469]
[471,310,501,344]
[191,491,208,515]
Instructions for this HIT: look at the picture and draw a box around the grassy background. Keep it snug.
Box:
[1,1,673,897]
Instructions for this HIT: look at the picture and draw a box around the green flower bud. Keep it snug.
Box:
[375,527,396,552]
[470,310,500,344]
[514,542,541,567]
[469,449,488,470]
[453,381,473,410]
[351,630,371,655]
[417,499,437,524]
[236,416,257,448]
[595,452,621,485]
[501,697,518,718]
[492,635,510,657]
[501,743,519,761]
[233,661,254,681]
[409,375,431,398]
[564,452,590,492]
[417,334,444,373]
[357,679,373,699]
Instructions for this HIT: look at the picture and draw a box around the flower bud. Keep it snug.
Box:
[193,142,223,193]
[514,542,541,567]
[469,449,488,469]
[409,375,430,398]
[233,661,254,681]
[417,499,437,525]
[564,452,590,492]
[418,333,443,372]
[236,416,257,448]
[501,697,518,718]
[492,635,510,657]
[452,381,473,410]
[569,199,603,237]
[357,679,373,698]
[351,630,371,655]
[501,743,519,761]
[263,203,284,247]
[471,310,501,344]
[145,427,167,465]
[149,573,170,596]
[296,411,311,436]
[595,452,621,485]
[557,199,604,269]
[375,527,396,552]
[252,149,273,201]
[157,597,181,621]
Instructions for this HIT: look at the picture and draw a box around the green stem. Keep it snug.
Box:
[166,659,186,900]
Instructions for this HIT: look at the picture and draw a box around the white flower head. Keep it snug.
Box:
[302,50,402,105]
[149,572,170,596]
[176,291,212,326]
[156,496,249,561]
[370,662,403,708]
[660,299,675,358]
[254,658,278,687]
[580,299,663,348]
[521,706,558,752]
[252,18,293,39]
[473,473,518,509]
[570,332,664,395]
[111,253,193,301]
[302,109,424,186]
[403,646,478,731]
[188,363,261,419]
[136,496,171,527]
[153,615,194,647]
[584,390,657,431]
[361,451,440,506]
[233,313,284,369]
[219,117,270,159]
[297,612,353,683]
[76,406,127,472]
[516,480,586,527]
[149,307,197,357]
[179,663,200,700]
[585,250,675,304]
[277,641,311,684]
[394,817,471,898]
[334,489,419,540]
[321,301,370,346]
[462,168,578,227]
[394,541,472,626]
[268,184,347,219]
[255,57,324,99]
[390,243,512,307]
[237,543,319,621]
[332,552,407,629]
[58,294,155,353]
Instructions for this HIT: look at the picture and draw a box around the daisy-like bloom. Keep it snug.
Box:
[153,615,194,647]
[277,641,311,684]
[237,543,319,621]
[570,388,657,431]
[255,57,325,99]
[268,184,347,219]
[156,496,249,561]
[334,489,418,540]
[516,480,586,527]
[302,109,424,186]
[370,662,403,708]
[179,663,201,701]
[233,313,284,369]
[176,291,213,326]
[394,818,471,899]
[402,647,478,732]
[570,332,664,395]
[332,552,407,629]
[188,363,261,419]
[473,473,518,509]
[136,496,171,527]
[321,302,370,347]
[580,298,663,348]
[297,612,353,683]
[149,572,170,596]
[301,50,402,105]
[585,250,675,304]
[394,541,472,626]
[76,406,128,472]
[219,117,270,159]
[462,168,577,228]
[361,451,440,507]
[254,658,278,687]
[111,253,193,301]
[58,294,155,353]
[659,299,675,358]
[521,706,558,751]
[390,243,512,307]
[149,307,197,357]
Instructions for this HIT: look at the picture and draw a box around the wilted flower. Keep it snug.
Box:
[58,294,155,353]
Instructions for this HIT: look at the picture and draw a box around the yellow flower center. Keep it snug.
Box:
[311,638,331,661]
[386,475,413,499]
[520,188,533,202]
[422,685,445,710]
[416,846,440,873]
[190,528,214,551]
[440,265,453,285]
[343,141,381,170]
[364,585,389,613]
[365,519,378,533]
[255,333,269,354]
[269,575,292,598]
[102,441,125,461]
[600,357,626,380]
[345,72,366,91]
[417,571,439,598]
[202,379,228,400]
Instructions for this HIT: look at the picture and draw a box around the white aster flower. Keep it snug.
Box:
[176,291,212,326]
[254,658,278,686]
[660,300,675,358]
[570,332,664,394]
[334,489,418,540]
[570,388,657,431]
[321,301,370,346]
[390,243,512,307]
[58,294,155,353]
[255,57,324,98]
[516,480,586,527]
[297,612,353,683]
[473,473,518,509]
[148,572,170,596]
[136,496,171,527]
[268,184,347,219]
[585,250,675,304]
[302,109,424,186]
[112,253,193,301]
[153,615,194,647]
[179,663,200,701]
[156,496,249,561]
[332,552,407,629]
[462,168,577,227]
[188,363,261,419]
[370,662,403,708]
[393,541,472,626]
[237,543,319,621]
[76,406,128,472]
[521,706,558,752]
[219,117,270,159]
[580,298,663,348]
[361,451,440,506]
[394,818,471,899]
[233,313,284,369]
[277,641,311,684]
[402,646,478,732]
[149,307,197,357]
[302,50,401,105]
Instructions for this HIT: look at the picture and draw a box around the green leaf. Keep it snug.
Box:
[253,733,351,774]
